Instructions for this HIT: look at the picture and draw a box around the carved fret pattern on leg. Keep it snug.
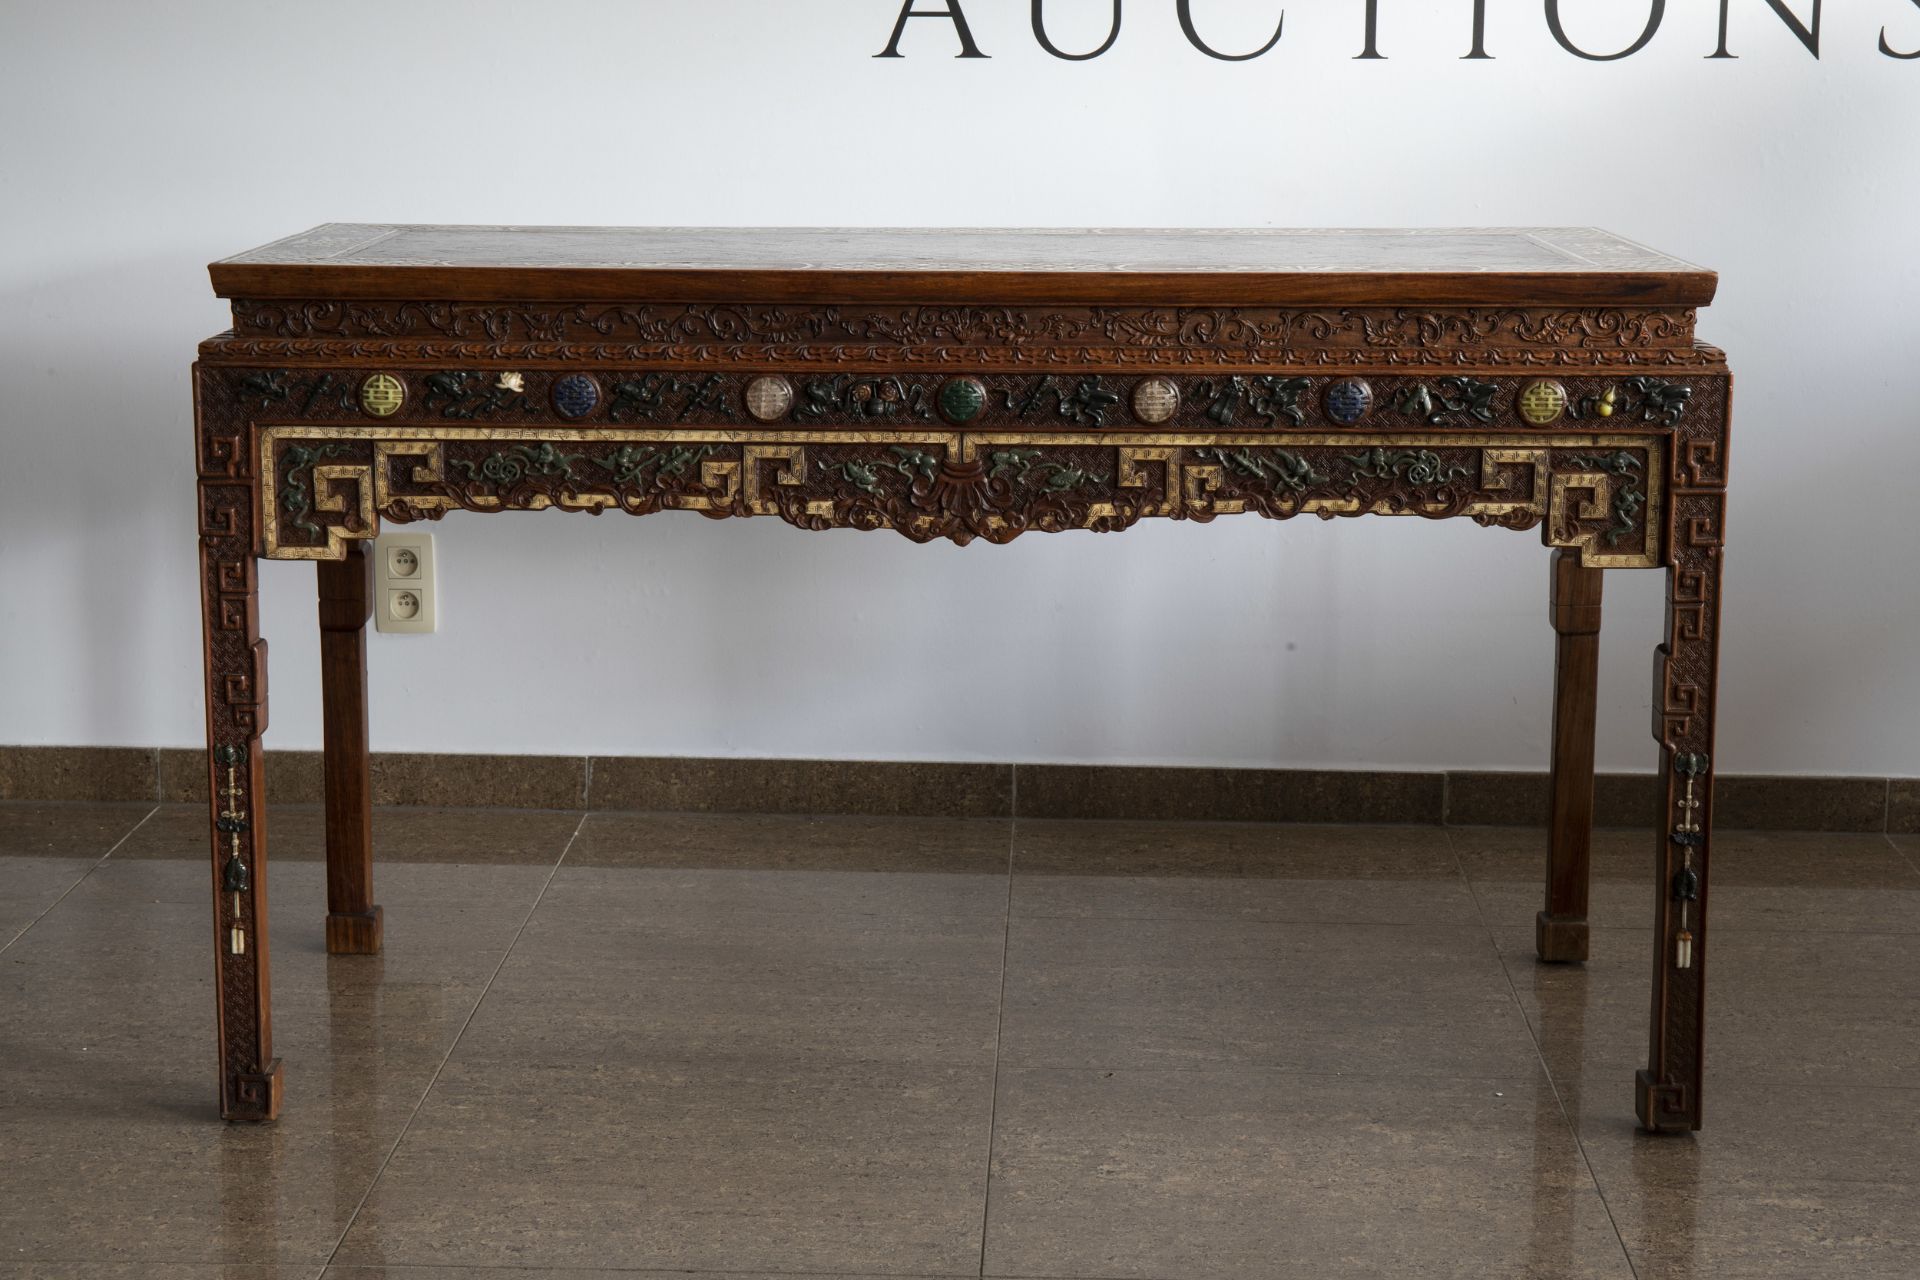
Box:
[196,369,281,1120]
[1538,549,1602,964]
[1637,453,1727,1133]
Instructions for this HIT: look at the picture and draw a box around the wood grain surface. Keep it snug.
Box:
[211,225,1717,306]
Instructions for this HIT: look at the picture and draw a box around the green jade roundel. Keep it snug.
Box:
[938,377,988,424]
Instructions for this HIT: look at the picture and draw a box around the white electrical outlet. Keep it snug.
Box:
[374,532,437,634]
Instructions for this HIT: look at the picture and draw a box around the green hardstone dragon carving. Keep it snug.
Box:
[1192,446,1324,491]
[603,373,729,424]
[1563,450,1645,546]
[823,457,887,496]
[888,446,939,482]
[238,370,290,409]
[997,376,1124,428]
[594,443,718,485]
[797,376,934,423]
[987,448,1108,491]
[1621,377,1693,426]
[1195,375,1312,428]
[1393,377,1499,425]
[247,368,396,418]
[821,445,945,496]
[1570,377,1693,425]
[280,443,352,538]
[452,443,588,487]
[1343,449,1472,485]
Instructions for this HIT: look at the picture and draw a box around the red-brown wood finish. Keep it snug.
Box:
[193,226,1729,1129]
[318,543,380,956]
[210,225,1719,307]
[194,363,281,1120]
[1539,549,1604,964]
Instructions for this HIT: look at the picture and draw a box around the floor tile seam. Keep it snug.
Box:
[979,1275,1182,1280]
[1457,825,1641,1280]
[1006,909,1494,929]
[0,803,160,956]
[1459,886,1920,905]
[0,1263,956,1280]
[424,1049,1005,1075]
[554,863,1012,878]
[1586,1172,1920,1198]
[977,813,1017,1278]
[1554,1071,1920,1095]
[991,1061,1556,1088]
[525,900,1014,924]
[318,807,591,1273]
[1012,869,1466,881]
[1885,831,1920,879]
[323,1268,974,1279]
[1506,923,1920,939]
[110,858,587,870]
[144,800,591,816]
[0,1252,335,1272]
[1441,825,1496,931]
[580,806,1014,822]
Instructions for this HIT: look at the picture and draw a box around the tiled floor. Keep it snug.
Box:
[3,803,1918,1279]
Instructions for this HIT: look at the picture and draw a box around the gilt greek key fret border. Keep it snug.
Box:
[259,425,1663,568]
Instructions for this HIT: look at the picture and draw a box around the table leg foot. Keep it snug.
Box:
[224,1058,284,1123]
[1635,1068,1699,1134]
[1535,911,1589,964]
[326,905,384,955]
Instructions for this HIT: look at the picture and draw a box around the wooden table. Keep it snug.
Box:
[193,226,1728,1129]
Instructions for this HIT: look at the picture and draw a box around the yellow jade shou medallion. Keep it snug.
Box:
[359,373,405,418]
[1519,379,1569,425]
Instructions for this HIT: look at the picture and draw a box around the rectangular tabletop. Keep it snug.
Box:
[210,225,1717,307]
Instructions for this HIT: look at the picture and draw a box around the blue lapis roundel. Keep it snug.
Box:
[552,374,600,420]
[1324,379,1374,425]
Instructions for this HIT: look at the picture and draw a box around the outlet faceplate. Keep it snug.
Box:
[374,532,437,634]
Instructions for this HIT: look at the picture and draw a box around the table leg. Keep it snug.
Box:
[1537,549,1602,963]
[1636,500,1724,1133]
[319,543,381,954]
[198,474,281,1121]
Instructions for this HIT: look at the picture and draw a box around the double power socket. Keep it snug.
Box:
[373,533,437,634]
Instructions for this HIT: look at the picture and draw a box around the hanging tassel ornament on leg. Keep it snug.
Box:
[1671,855,1700,971]
[223,854,250,955]
[1669,753,1706,972]
[216,745,252,958]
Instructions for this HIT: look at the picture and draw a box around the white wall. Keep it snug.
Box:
[2,1,1915,775]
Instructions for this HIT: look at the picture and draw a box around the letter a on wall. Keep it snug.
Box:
[876,1,990,57]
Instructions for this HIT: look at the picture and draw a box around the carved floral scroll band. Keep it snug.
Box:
[227,300,1699,358]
